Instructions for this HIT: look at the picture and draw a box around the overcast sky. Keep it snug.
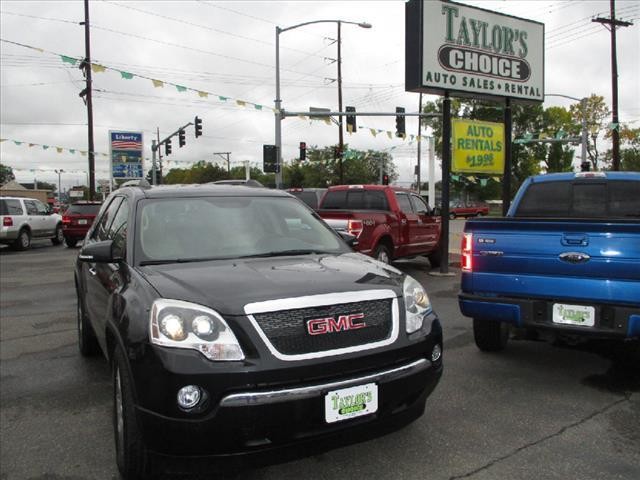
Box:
[1,0,638,191]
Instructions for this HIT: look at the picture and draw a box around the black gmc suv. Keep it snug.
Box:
[75,182,443,479]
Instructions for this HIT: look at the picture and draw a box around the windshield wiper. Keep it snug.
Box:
[237,249,333,258]
[139,257,220,266]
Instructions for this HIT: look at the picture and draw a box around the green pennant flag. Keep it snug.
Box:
[480,178,488,187]
[70,149,75,154]
[42,145,49,150]
[253,104,263,110]
[14,141,22,145]
[61,55,77,65]
[120,71,134,80]
[175,85,187,92]
[608,122,619,131]
[218,96,229,101]
[523,133,533,141]
[451,174,459,181]
[555,129,565,139]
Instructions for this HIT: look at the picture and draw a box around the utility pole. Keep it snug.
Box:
[593,0,633,171]
[80,0,95,200]
[337,22,344,184]
[213,152,231,173]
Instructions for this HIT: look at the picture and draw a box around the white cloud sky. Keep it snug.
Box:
[1,0,638,191]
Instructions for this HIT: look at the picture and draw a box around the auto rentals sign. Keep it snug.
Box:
[406,0,544,102]
[452,119,504,174]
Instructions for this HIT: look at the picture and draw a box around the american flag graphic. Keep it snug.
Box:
[112,139,142,150]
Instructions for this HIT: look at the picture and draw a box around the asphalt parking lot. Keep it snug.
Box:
[1,240,638,480]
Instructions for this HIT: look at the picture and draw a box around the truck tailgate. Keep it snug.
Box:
[464,219,640,306]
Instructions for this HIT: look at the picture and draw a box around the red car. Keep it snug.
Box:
[449,202,489,219]
[62,201,102,247]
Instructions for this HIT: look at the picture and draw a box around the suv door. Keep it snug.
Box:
[82,196,123,340]
[394,192,419,256]
[23,200,42,237]
[34,200,55,235]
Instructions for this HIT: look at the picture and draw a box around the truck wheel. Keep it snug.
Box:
[12,228,31,251]
[51,224,64,245]
[77,292,99,356]
[65,237,78,248]
[427,248,442,268]
[113,347,148,479]
[373,244,392,264]
[473,318,509,352]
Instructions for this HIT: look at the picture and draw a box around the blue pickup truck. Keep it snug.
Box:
[459,171,640,351]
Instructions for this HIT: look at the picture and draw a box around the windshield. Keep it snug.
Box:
[136,196,346,264]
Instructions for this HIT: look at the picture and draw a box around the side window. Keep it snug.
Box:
[24,200,38,216]
[93,197,123,241]
[0,199,24,215]
[395,193,413,214]
[34,200,49,215]
[108,199,129,257]
[410,195,430,214]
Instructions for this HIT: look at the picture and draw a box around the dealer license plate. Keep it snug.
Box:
[325,383,378,424]
[78,219,88,225]
[552,303,595,327]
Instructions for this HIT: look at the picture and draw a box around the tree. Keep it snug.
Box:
[569,94,610,171]
[542,106,576,173]
[0,163,15,185]
[605,126,640,171]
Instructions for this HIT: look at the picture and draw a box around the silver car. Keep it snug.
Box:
[0,196,63,250]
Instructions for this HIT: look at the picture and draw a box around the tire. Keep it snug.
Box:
[77,292,99,356]
[427,247,442,268]
[51,223,64,245]
[373,244,392,264]
[473,318,509,352]
[113,347,148,480]
[12,228,31,251]
[65,237,78,248]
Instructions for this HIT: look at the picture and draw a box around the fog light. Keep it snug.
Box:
[431,344,442,362]
[177,385,201,410]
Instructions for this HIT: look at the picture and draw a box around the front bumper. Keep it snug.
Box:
[130,317,443,458]
[459,293,640,339]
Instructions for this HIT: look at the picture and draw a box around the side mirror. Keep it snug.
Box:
[78,240,122,263]
[338,231,359,248]
[431,207,441,216]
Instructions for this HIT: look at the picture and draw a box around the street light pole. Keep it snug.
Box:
[275,20,371,189]
[55,169,64,203]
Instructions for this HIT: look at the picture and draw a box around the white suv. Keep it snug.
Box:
[0,196,63,250]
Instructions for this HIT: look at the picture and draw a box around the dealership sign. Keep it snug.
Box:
[452,119,504,174]
[109,131,144,180]
[406,0,544,102]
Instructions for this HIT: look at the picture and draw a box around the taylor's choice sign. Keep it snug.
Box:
[406,0,544,102]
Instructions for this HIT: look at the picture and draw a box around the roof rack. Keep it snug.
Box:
[119,179,151,189]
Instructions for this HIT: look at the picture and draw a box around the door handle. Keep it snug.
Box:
[88,267,97,276]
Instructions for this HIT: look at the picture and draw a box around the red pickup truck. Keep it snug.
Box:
[449,202,489,219]
[318,185,442,266]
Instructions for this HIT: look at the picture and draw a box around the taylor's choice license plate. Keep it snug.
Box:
[78,219,88,225]
[552,303,595,327]
[325,383,378,423]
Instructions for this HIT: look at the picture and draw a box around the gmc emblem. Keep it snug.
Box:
[306,313,366,336]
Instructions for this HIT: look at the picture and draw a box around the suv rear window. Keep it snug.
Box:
[65,203,101,215]
[0,199,24,215]
[321,190,388,210]
[515,180,640,219]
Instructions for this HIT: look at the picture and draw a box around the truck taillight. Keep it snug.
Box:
[347,219,364,238]
[2,217,13,227]
[461,233,473,272]
[62,216,71,225]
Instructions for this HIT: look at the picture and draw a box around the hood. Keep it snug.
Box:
[137,253,404,315]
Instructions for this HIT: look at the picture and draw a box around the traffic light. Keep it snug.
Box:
[263,144,279,173]
[194,116,202,137]
[395,107,405,138]
[165,139,172,156]
[346,106,356,133]
[178,129,186,147]
[299,142,306,161]
[382,173,389,185]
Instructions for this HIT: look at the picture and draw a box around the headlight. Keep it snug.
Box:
[150,299,244,361]
[403,275,432,334]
